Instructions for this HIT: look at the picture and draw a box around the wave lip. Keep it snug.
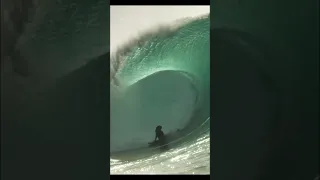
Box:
[110,13,209,86]
[110,14,210,153]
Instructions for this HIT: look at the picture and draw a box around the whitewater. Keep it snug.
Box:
[110,7,210,174]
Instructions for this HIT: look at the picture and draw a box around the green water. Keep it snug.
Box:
[111,15,210,151]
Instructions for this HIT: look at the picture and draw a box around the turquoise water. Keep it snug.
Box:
[110,14,210,158]
[114,15,210,87]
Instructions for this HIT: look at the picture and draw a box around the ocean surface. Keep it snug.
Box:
[110,14,210,174]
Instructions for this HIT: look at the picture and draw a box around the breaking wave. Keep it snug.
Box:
[110,14,210,157]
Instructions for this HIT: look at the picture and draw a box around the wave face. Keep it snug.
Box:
[110,15,210,154]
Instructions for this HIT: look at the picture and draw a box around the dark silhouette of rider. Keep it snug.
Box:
[150,125,168,151]
[155,125,164,141]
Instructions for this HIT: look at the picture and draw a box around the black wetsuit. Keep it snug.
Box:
[156,130,168,151]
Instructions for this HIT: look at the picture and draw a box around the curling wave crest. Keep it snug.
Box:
[110,14,210,174]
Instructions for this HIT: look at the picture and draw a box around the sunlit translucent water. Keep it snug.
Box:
[110,14,210,174]
[111,133,210,174]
